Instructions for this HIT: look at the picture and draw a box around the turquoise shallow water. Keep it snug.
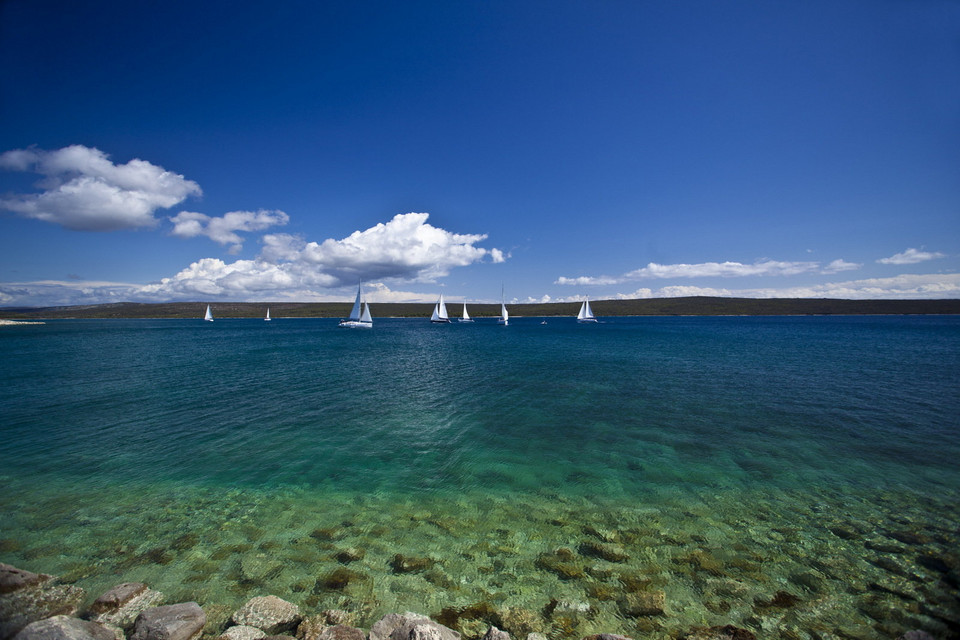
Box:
[1,316,959,638]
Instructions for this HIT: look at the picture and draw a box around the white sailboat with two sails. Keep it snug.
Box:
[577,298,598,323]
[430,294,450,323]
[339,284,373,328]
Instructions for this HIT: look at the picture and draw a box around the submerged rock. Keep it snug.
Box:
[617,591,665,617]
[314,568,368,592]
[389,555,435,574]
[753,591,800,610]
[535,550,585,580]
[680,625,756,640]
[12,616,114,640]
[130,603,206,640]
[232,597,301,635]
[498,608,541,638]
[577,541,629,563]
[334,548,365,564]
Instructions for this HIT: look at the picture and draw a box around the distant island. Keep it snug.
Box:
[2,297,959,319]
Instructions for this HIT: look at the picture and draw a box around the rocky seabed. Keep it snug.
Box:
[0,563,940,640]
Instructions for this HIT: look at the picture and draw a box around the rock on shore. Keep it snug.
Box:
[0,562,937,640]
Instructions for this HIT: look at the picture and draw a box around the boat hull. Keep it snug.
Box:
[338,320,372,329]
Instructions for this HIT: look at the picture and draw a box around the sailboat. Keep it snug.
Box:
[339,284,373,328]
[264,308,271,322]
[458,302,474,323]
[577,298,598,323]
[498,285,509,326]
[430,294,450,323]
[203,305,214,322]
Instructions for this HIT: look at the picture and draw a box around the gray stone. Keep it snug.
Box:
[88,584,148,615]
[231,597,301,636]
[0,567,86,640]
[218,626,266,640]
[582,635,634,640]
[317,626,364,640]
[525,635,547,640]
[370,615,427,640]
[12,617,114,640]
[371,614,459,640]
[130,602,206,640]
[897,633,935,640]
[480,627,510,640]
[0,565,51,596]
[87,584,165,631]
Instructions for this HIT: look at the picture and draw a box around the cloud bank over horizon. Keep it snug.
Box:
[556,258,862,286]
[0,212,506,306]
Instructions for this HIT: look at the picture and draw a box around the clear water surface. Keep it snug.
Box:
[1,316,958,638]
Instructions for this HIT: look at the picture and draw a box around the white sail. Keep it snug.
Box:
[577,298,597,323]
[498,285,509,325]
[459,303,473,322]
[204,305,214,322]
[348,287,363,320]
[430,294,450,322]
[339,283,373,328]
[265,308,271,321]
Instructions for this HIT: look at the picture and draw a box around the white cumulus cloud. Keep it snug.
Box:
[133,212,503,300]
[287,212,501,285]
[0,145,201,230]
[171,209,289,253]
[877,248,946,265]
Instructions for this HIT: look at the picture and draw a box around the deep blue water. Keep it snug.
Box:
[2,315,958,496]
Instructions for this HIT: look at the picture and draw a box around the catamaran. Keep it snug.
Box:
[265,308,271,322]
[339,284,373,328]
[430,294,450,323]
[203,305,214,322]
[577,298,598,323]
[459,302,474,323]
[498,286,509,326]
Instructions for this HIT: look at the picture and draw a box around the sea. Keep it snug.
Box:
[1,315,958,639]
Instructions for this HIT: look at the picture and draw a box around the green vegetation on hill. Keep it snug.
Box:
[2,297,959,319]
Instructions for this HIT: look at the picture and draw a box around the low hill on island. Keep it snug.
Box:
[2,297,959,319]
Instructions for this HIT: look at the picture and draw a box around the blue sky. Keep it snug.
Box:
[1,0,958,306]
